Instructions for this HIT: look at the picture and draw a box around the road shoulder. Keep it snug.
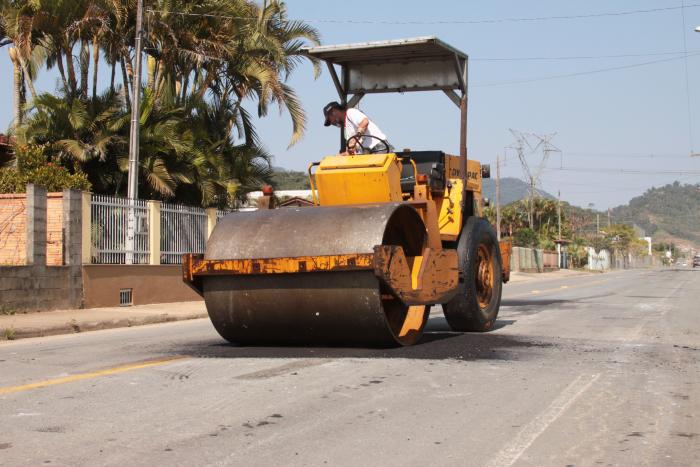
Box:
[0,301,206,341]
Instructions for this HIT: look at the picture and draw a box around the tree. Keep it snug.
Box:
[4,0,320,206]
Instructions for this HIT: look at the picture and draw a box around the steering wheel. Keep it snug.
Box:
[345,134,390,154]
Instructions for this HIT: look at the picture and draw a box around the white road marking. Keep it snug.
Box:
[486,373,600,467]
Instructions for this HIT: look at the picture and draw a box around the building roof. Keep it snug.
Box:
[279,196,315,208]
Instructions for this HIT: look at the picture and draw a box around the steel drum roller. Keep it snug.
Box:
[202,203,430,346]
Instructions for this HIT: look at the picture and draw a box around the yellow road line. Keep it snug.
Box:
[0,356,188,395]
[507,278,611,300]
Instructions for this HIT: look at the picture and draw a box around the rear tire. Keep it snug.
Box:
[443,217,503,332]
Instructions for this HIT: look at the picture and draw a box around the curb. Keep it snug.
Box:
[1,312,208,341]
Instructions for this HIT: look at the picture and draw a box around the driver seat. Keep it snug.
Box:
[397,150,446,194]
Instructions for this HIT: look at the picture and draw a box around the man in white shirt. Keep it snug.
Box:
[323,101,392,154]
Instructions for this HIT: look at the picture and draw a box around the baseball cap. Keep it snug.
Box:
[323,101,343,126]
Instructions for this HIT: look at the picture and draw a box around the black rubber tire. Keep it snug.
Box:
[443,217,503,332]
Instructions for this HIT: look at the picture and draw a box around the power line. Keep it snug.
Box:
[145,4,700,25]
[563,152,692,159]
[474,52,700,87]
[545,167,700,175]
[473,50,700,62]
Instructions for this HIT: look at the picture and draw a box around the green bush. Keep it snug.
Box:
[513,227,537,248]
[0,145,91,193]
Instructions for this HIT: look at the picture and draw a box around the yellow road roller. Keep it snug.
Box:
[182,37,511,346]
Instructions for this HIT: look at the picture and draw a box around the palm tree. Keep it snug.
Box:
[0,3,40,102]
[7,0,320,207]
[16,89,127,190]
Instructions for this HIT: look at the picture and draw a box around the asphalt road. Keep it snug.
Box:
[1,268,698,466]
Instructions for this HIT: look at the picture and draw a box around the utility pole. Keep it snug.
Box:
[607,208,611,227]
[557,190,562,240]
[125,0,144,264]
[557,190,562,268]
[496,155,501,241]
[597,213,600,235]
[127,0,144,200]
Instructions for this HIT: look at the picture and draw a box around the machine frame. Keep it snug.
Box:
[303,36,472,216]
[182,37,510,346]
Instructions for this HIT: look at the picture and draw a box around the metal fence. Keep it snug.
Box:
[91,195,149,264]
[216,209,230,221]
[160,202,208,264]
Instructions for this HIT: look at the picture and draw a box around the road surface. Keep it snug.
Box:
[1,268,698,466]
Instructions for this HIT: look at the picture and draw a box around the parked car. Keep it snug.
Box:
[693,256,700,268]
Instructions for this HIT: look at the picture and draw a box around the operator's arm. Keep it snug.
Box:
[346,118,368,155]
[356,117,369,135]
[345,109,369,154]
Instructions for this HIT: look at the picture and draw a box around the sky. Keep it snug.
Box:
[1,0,700,209]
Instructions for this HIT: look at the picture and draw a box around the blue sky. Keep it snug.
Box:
[2,0,700,209]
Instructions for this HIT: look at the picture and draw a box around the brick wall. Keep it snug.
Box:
[0,194,25,265]
[0,192,63,265]
[46,194,63,266]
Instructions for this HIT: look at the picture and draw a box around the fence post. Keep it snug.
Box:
[25,184,47,266]
[148,200,161,265]
[206,208,217,239]
[81,192,92,264]
[62,189,82,265]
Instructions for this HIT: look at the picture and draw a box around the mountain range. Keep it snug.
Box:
[270,168,698,247]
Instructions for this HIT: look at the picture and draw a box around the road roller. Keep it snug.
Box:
[182,37,511,346]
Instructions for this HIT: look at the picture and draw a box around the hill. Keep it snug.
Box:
[271,167,311,190]
[610,182,700,245]
[271,168,554,205]
[482,177,555,205]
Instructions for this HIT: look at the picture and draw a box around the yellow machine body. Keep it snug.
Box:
[314,153,404,205]
[311,152,485,242]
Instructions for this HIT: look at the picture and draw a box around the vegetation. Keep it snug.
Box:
[485,197,567,250]
[270,167,310,190]
[486,194,652,269]
[0,144,91,192]
[611,182,700,244]
[482,177,554,207]
[0,0,319,207]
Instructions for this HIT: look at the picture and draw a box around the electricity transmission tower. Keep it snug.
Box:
[508,129,561,229]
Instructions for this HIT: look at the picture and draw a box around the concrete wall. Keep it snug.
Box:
[587,248,611,271]
[511,247,559,273]
[0,187,83,311]
[82,265,201,308]
[0,265,82,311]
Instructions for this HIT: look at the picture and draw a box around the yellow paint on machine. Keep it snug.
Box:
[0,356,188,395]
[444,155,483,193]
[436,178,464,239]
[314,153,404,205]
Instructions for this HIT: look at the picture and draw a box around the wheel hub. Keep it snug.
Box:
[475,244,494,309]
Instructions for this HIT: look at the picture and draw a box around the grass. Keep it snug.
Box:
[0,305,16,316]
[3,328,15,340]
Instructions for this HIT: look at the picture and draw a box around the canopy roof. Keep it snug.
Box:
[303,36,467,66]
[303,37,468,102]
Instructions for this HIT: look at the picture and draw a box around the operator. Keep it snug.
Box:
[323,101,393,155]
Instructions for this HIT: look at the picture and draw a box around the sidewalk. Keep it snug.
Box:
[508,268,596,283]
[0,301,207,341]
[0,269,599,342]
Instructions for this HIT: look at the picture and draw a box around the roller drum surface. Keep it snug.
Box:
[203,204,429,346]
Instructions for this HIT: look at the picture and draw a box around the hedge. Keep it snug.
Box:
[0,145,91,193]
